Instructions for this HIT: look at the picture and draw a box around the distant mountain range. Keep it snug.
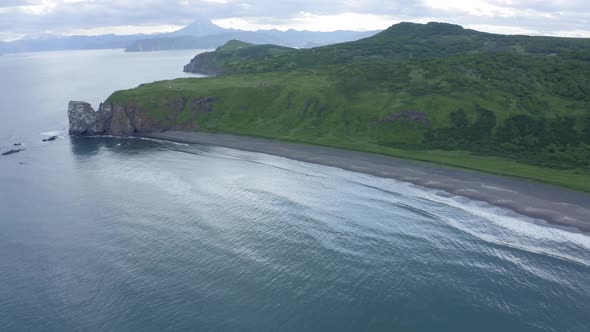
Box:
[0,19,380,54]
[0,34,144,53]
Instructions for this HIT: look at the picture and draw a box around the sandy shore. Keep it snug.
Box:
[139,131,590,233]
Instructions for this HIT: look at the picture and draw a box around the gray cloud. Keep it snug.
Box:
[0,0,589,41]
[0,0,40,7]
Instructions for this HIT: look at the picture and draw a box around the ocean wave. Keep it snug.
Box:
[136,136,190,147]
[398,180,590,267]
[40,129,66,137]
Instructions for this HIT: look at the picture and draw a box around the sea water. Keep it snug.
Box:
[1,50,589,331]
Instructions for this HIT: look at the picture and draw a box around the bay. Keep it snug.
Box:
[1,50,589,332]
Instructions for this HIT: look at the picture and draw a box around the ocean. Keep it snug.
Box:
[1,49,589,331]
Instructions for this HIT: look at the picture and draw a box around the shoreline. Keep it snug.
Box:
[138,131,590,234]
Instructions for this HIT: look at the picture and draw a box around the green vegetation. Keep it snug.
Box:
[185,22,590,76]
[110,22,590,192]
[183,40,294,75]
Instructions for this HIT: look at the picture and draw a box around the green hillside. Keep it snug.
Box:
[183,40,294,75]
[108,22,590,191]
[185,22,590,75]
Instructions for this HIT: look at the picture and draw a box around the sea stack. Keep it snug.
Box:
[67,100,171,136]
[68,101,104,135]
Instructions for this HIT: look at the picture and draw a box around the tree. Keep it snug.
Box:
[471,105,497,141]
[450,108,469,129]
[495,114,541,143]
[548,116,579,146]
[582,115,590,144]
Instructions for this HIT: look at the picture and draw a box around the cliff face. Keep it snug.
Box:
[68,101,169,136]
[183,40,295,76]
[183,51,221,76]
[68,101,104,135]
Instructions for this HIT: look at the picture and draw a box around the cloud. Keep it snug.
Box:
[213,13,415,32]
[0,0,589,41]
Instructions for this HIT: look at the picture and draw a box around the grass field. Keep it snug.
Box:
[106,23,590,192]
[107,65,590,192]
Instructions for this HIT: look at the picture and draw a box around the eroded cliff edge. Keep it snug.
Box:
[68,100,201,136]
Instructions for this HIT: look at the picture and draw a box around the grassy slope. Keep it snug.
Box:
[184,40,294,75]
[109,53,590,192]
[185,22,590,75]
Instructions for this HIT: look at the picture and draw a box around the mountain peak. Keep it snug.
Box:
[216,40,255,52]
[385,21,465,33]
[369,21,470,41]
[174,19,228,37]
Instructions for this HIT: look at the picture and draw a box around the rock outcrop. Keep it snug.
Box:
[68,101,146,136]
[68,100,194,136]
[183,51,221,76]
[1,149,23,156]
[68,101,105,135]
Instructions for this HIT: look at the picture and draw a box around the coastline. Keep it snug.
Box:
[138,131,590,234]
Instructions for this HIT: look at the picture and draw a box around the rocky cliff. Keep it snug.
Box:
[183,40,294,76]
[68,100,170,136]
[183,51,222,76]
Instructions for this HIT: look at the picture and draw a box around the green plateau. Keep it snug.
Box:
[107,22,590,192]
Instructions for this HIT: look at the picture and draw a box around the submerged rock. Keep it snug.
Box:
[42,136,58,142]
[2,149,24,156]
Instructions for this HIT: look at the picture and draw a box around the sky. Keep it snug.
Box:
[1,0,589,41]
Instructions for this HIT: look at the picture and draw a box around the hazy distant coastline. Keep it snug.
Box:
[0,19,379,54]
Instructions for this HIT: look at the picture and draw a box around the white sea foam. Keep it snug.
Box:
[378,177,590,267]
[271,163,590,267]
[122,139,590,264]
[275,156,590,250]
[136,136,190,147]
[41,130,66,136]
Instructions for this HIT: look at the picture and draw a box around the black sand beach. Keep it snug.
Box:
[139,131,590,233]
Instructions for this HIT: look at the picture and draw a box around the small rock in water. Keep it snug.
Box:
[14,143,22,146]
[42,135,58,142]
[1,149,24,156]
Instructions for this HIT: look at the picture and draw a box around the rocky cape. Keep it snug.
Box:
[66,103,590,234]
[68,100,200,136]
